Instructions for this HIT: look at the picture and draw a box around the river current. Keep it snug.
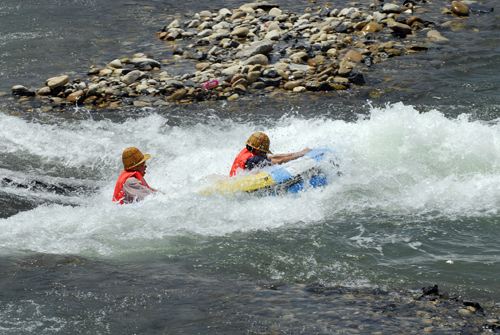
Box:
[1,0,499,334]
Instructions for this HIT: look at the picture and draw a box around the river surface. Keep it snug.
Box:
[0,0,499,334]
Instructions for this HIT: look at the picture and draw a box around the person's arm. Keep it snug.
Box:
[122,177,155,203]
[268,148,311,165]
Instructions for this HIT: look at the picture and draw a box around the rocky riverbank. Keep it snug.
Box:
[10,0,493,111]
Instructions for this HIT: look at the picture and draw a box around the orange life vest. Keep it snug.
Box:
[112,170,151,204]
[229,148,255,177]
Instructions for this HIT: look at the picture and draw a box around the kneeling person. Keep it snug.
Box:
[113,147,156,204]
[229,131,310,177]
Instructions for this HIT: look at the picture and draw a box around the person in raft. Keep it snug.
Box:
[112,147,156,204]
[229,131,311,177]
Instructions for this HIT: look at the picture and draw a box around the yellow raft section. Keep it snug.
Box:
[200,171,276,195]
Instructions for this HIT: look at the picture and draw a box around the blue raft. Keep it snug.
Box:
[201,148,338,196]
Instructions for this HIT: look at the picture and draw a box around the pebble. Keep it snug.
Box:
[427,30,449,42]
[451,1,469,16]
[46,75,69,90]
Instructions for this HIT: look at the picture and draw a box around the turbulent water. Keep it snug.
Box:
[1,0,500,333]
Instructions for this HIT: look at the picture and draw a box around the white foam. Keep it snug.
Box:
[0,103,499,256]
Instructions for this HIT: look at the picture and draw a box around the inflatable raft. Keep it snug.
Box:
[201,148,338,196]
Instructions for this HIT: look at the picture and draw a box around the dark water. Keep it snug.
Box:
[1,0,500,333]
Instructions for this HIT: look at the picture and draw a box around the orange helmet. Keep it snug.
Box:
[122,147,151,170]
[246,131,272,153]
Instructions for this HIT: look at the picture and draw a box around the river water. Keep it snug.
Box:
[0,0,499,334]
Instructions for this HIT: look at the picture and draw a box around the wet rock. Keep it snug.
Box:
[290,51,309,63]
[46,75,69,90]
[236,39,274,58]
[387,19,412,37]
[108,59,123,68]
[427,30,449,43]
[121,70,144,85]
[451,1,469,16]
[292,86,306,93]
[283,80,303,90]
[260,77,281,87]
[269,7,282,17]
[66,90,84,103]
[222,64,241,76]
[36,86,52,96]
[195,62,211,71]
[167,88,188,101]
[130,57,161,70]
[231,27,250,38]
[344,50,363,63]
[11,85,35,96]
[362,21,383,34]
[227,93,239,101]
[382,3,401,14]
[243,54,269,66]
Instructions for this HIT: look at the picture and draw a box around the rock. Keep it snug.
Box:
[227,93,239,101]
[236,40,274,58]
[196,62,211,71]
[247,71,261,83]
[99,68,113,76]
[130,57,161,70]
[11,85,35,96]
[46,75,69,90]
[265,30,281,40]
[66,90,84,103]
[241,2,279,11]
[269,7,282,16]
[451,1,469,16]
[108,59,123,68]
[260,77,281,87]
[121,70,144,85]
[362,21,382,34]
[133,100,152,107]
[283,80,303,90]
[387,19,412,37]
[219,8,232,17]
[36,86,52,96]
[382,3,401,13]
[290,51,309,63]
[243,54,269,66]
[292,86,306,93]
[222,65,241,76]
[427,30,449,43]
[231,27,250,38]
[167,88,188,101]
[168,19,180,29]
[344,50,363,63]
[458,309,472,317]
[338,60,354,75]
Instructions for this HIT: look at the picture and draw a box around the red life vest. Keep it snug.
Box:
[229,148,255,177]
[112,170,151,204]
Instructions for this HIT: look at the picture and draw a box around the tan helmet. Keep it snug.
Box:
[122,147,151,170]
[246,131,272,153]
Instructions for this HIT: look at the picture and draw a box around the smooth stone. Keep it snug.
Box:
[246,71,261,83]
[66,90,84,103]
[36,86,52,96]
[382,3,401,13]
[236,39,274,58]
[283,80,303,90]
[344,50,363,63]
[99,68,113,76]
[196,62,211,71]
[427,30,449,42]
[231,27,250,37]
[108,59,123,68]
[269,7,282,16]
[362,21,382,34]
[133,100,152,107]
[222,65,242,76]
[46,75,69,90]
[326,48,338,57]
[451,1,469,16]
[121,70,143,85]
[458,308,472,317]
[199,10,212,19]
[260,77,281,87]
[168,19,180,29]
[130,57,161,69]
[219,8,232,17]
[227,93,239,101]
[11,85,35,96]
[387,19,412,37]
[242,54,269,66]
[292,86,306,93]
[290,51,308,63]
[265,30,281,40]
[167,88,188,101]
[338,60,354,75]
